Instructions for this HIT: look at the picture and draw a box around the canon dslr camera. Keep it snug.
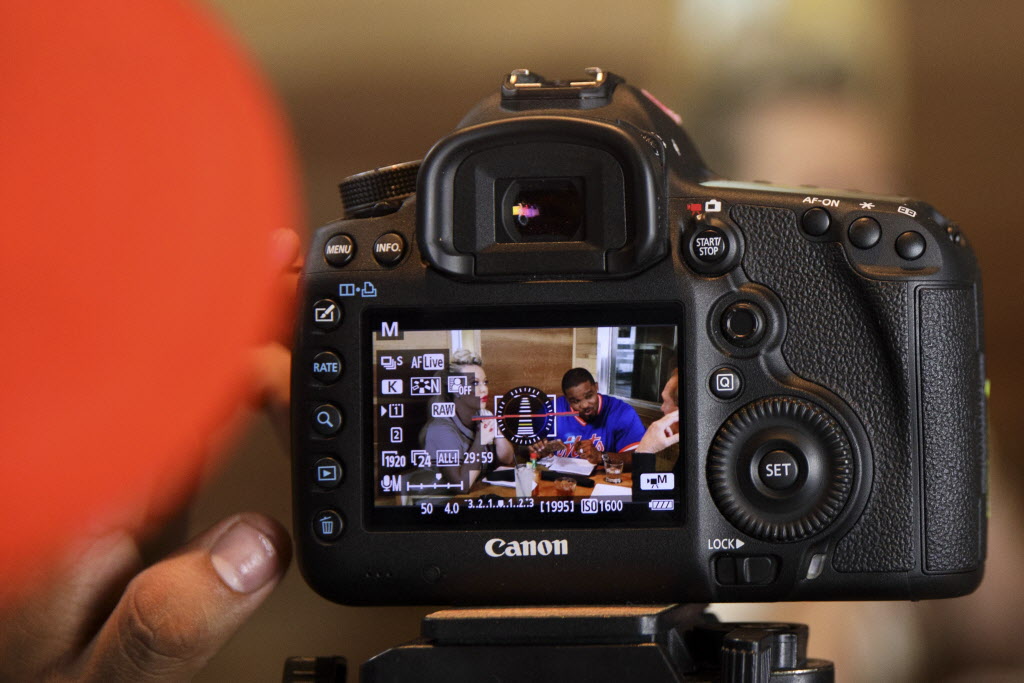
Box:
[291,69,985,605]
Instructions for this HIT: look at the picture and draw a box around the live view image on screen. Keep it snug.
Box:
[369,314,681,527]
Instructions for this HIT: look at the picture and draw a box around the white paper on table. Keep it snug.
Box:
[546,457,595,476]
[591,483,631,499]
[483,467,537,491]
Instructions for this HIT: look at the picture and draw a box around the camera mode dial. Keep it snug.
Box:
[707,396,853,543]
[338,161,420,218]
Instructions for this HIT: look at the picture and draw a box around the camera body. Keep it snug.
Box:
[292,69,986,605]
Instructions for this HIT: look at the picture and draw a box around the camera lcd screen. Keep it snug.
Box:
[366,307,682,529]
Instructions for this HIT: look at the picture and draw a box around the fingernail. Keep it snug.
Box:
[210,521,280,593]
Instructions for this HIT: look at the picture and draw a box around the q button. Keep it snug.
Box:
[312,404,343,436]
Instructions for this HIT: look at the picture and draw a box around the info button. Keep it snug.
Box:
[373,232,406,266]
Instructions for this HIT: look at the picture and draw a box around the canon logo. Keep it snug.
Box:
[484,538,568,558]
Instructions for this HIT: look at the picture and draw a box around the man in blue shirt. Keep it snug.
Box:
[549,368,646,466]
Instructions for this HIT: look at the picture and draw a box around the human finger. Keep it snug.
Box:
[266,228,303,347]
[251,228,301,404]
[654,411,680,448]
[0,530,142,680]
[250,342,291,410]
[80,513,290,682]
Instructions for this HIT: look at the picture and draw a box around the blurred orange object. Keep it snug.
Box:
[0,1,299,594]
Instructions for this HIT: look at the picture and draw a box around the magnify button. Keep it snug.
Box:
[312,404,343,436]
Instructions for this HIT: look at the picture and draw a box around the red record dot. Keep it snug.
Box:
[0,0,300,596]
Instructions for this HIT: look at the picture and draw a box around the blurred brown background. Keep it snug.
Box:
[191,1,1024,680]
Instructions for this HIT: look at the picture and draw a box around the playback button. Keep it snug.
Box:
[313,457,343,489]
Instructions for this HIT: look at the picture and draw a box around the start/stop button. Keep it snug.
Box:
[683,213,742,275]
[693,227,728,263]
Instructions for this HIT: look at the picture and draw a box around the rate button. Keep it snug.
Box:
[312,350,343,384]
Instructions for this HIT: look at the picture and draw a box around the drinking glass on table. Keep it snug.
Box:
[602,455,624,484]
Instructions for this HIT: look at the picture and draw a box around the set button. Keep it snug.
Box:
[757,449,800,490]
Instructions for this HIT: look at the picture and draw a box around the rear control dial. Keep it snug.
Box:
[707,396,853,542]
